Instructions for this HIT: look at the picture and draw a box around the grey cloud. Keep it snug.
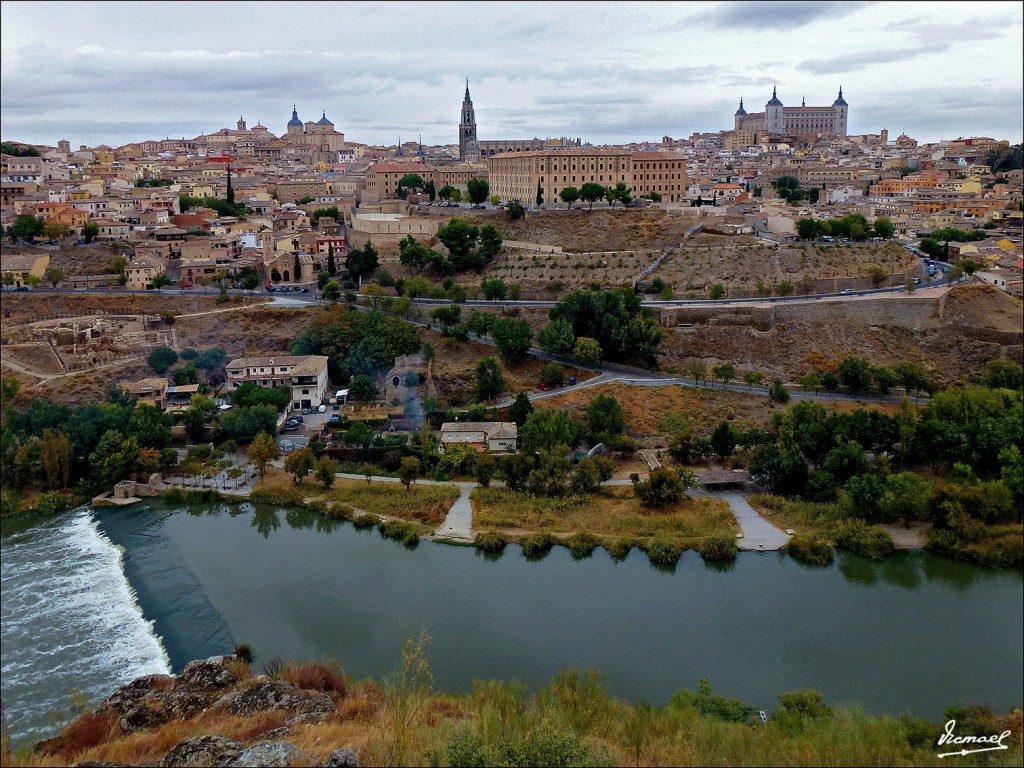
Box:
[687,2,869,31]
[797,44,950,75]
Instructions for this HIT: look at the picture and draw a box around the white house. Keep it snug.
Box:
[439,422,518,453]
[225,355,330,411]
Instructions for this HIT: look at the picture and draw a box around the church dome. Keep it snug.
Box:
[766,86,783,107]
[287,105,303,128]
[316,111,332,126]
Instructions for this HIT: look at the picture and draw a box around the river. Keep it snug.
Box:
[1,500,1021,749]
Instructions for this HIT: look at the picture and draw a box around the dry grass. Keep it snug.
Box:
[260,468,459,527]
[941,282,1024,333]
[472,486,736,547]
[174,304,318,358]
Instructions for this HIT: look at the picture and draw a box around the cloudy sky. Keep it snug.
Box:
[2,1,1021,149]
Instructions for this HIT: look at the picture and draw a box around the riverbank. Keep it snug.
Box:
[8,652,1022,768]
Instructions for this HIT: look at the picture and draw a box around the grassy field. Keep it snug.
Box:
[472,486,736,548]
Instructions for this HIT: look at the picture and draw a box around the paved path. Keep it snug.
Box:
[718,492,791,551]
[433,483,475,541]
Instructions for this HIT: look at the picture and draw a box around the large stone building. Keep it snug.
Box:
[225,354,330,412]
[458,81,582,162]
[284,106,348,165]
[486,149,687,204]
[732,87,849,145]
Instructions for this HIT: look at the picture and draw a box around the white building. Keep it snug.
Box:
[439,422,518,453]
[225,355,330,411]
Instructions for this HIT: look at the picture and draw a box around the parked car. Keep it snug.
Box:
[332,402,340,410]
[942,266,950,273]
[538,383,552,391]
[301,407,311,415]
[291,414,304,423]
[840,288,855,295]
[569,376,577,385]
[181,281,193,289]
[318,404,327,413]
[14,286,29,292]
[329,414,341,423]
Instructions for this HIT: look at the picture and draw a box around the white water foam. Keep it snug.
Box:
[0,507,171,745]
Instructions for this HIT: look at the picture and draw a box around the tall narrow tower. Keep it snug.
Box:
[459,79,478,161]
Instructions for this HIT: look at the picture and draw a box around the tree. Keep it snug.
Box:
[633,467,684,508]
[482,278,507,301]
[349,372,379,401]
[708,283,726,300]
[347,242,379,279]
[82,221,99,244]
[587,394,624,444]
[743,371,765,390]
[431,304,462,334]
[769,378,790,404]
[12,214,45,242]
[472,452,496,488]
[572,337,602,365]
[322,280,341,303]
[284,447,315,485]
[521,409,582,454]
[225,164,234,205]
[438,185,456,201]
[396,173,424,198]
[560,187,579,209]
[467,177,489,205]
[499,453,534,492]
[40,428,71,490]
[474,356,506,403]
[315,456,339,490]
[490,317,533,366]
[535,180,544,207]
[506,199,525,220]
[838,355,872,394]
[873,217,894,239]
[293,252,302,282]
[426,180,437,202]
[776,280,793,297]
[540,361,565,388]
[871,366,900,397]
[147,346,178,374]
[685,359,708,383]
[45,267,64,287]
[436,217,481,272]
[711,363,736,387]
[580,183,605,210]
[537,319,576,355]
[152,272,171,292]
[710,421,738,459]
[527,445,571,496]
[508,391,534,427]
[606,181,632,209]
[749,443,809,496]
[248,432,278,482]
[881,471,931,528]
[326,242,337,277]
[399,456,420,491]
[271,267,282,282]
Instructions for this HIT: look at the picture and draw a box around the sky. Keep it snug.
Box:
[2,1,1022,150]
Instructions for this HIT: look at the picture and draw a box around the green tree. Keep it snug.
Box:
[537,319,576,355]
[506,199,525,220]
[605,181,632,209]
[587,394,625,444]
[315,456,339,490]
[527,445,571,496]
[474,356,506,403]
[284,447,315,485]
[322,280,341,302]
[536,180,544,207]
[396,173,424,198]
[399,456,420,491]
[873,217,894,239]
[82,220,99,244]
[40,428,72,490]
[225,164,234,205]
[467,177,489,205]
[482,278,507,300]
[508,391,534,426]
[152,272,171,292]
[490,317,533,366]
[711,363,736,387]
[633,467,684,507]
[579,182,605,210]
[559,187,579,209]
[521,409,583,454]
[881,471,931,527]
[45,267,64,287]
[742,371,765,390]
[540,361,565,388]
[436,217,482,272]
[349,372,378,401]
[708,283,726,300]
[710,421,738,458]
[872,366,900,397]
[147,346,178,374]
[327,242,337,277]
[838,355,872,394]
[12,214,45,242]
[247,432,277,483]
[776,280,793,297]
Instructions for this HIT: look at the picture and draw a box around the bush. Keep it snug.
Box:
[786,536,834,566]
[379,518,420,545]
[474,530,508,553]
[249,486,305,506]
[305,499,328,514]
[565,532,600,559]
[830,518,894,560]
[698,535,738,561]
[607,537,634,561]
[646,535,684,566]
[32,490,76,515]
[352,513,379,529]
[519,532,554,558]
[327,502,354,519]
[670,678,757,724]
[283,661,347,697]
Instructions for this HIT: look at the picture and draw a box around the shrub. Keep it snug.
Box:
[233,643,254,664]
[565,532,601,559]
[327,502,355,519]
[699,535,738,562]
[352,513,379,529]
[379,518,420,545]
[830,518,894,560]
[607,537,634,561]
[646,535,684,566]
[786,536,834,566]
[519,532,554,557]
[670,678,757,723]
[32,490,76,515]
[249,486,305,506]
[305,499,328,514]
[54,709,118,756]
[474,530,508,553]
[283,661,347,697]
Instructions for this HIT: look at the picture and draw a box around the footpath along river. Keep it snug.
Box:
[1,500,1021,748]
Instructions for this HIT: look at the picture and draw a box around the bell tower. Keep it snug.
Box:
[459,79,478,161]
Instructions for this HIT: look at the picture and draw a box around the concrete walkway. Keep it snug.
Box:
[433,483,476,541]
[719,492,791,551]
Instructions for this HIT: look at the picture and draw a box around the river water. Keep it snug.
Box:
[2,501,1021,748]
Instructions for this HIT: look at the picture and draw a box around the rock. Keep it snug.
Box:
[217,678,334,718]
[160,735,243,766]
[118,691,214,733]
[248,726,291,743]
[94,674,174,714]
[173,656,240,692]
[321,748,360,767]
[228,741,313,767]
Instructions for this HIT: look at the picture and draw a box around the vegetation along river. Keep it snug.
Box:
[1,500,1021,748]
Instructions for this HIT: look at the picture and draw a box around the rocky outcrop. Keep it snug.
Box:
[159,735,244,766]
[214,676,335,719]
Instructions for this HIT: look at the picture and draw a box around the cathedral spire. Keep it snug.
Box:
[465,78,470,100]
